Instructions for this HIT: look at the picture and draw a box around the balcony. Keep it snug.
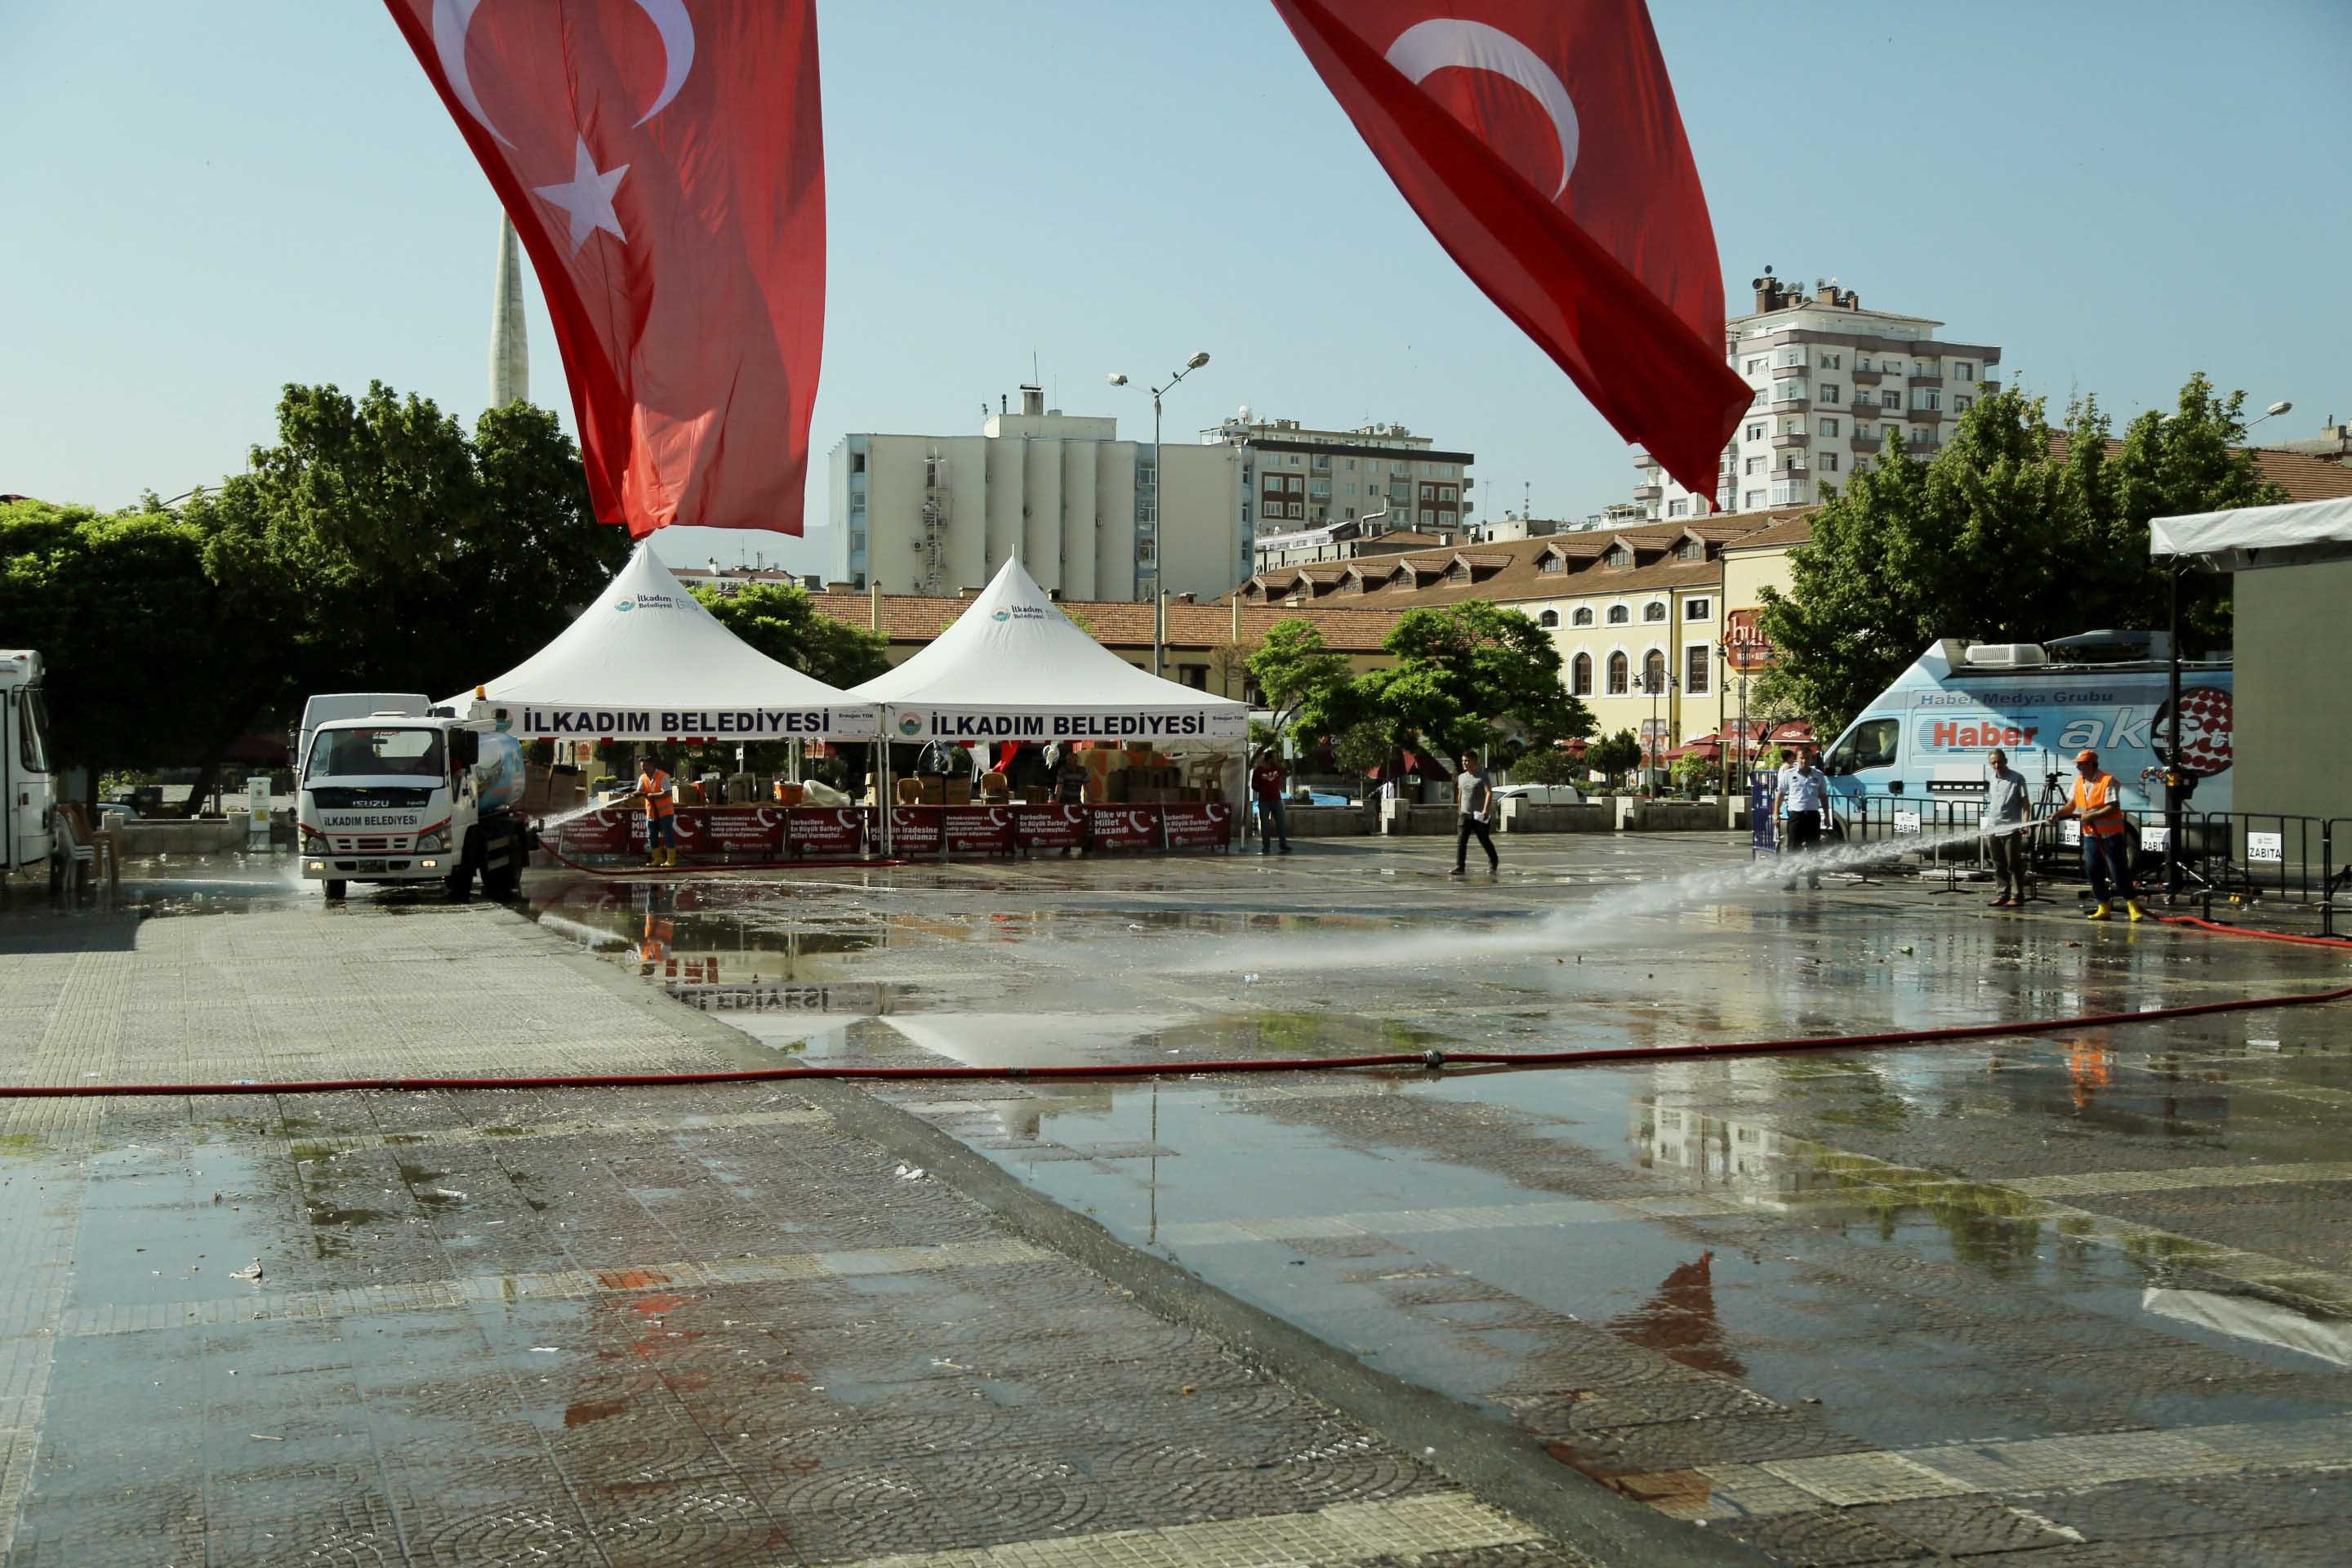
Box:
[1909,372,1944,387]
[1768,397,1809,415]
[1851,367,1883,385]
[1982,379,2001,394]
[1777,461,1809,476]
[1905,439,1941,457]
[1850,434,1882,453]
[1771,432,1810,450]
[1851,395,1878,413]
[1909,405,1948,422]
[1632,484,1664,501]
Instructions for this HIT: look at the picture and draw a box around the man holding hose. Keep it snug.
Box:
[1983,748,2029,907]
[2051,749,2145,922]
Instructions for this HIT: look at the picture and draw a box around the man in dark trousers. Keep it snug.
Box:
[1772,746,1826,889]
[1450,755,1498,875]
[1250,748,1294,855]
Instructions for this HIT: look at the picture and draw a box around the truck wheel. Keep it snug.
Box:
[323,880,347,900]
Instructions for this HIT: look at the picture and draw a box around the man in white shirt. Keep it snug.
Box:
[1450,757,1498,876]
[1771,746,1828,890]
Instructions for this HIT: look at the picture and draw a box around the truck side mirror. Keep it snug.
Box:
[450,730,479,771]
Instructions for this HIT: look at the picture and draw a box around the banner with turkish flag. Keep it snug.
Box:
[1272,0,1747,505]
[382,0,824,537]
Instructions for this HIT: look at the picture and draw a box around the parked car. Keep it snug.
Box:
[1491,782,1587,806]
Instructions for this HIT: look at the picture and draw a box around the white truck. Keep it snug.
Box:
[297,710,532,900]
[1,650,58,880]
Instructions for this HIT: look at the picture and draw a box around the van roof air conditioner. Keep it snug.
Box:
[1963,644,2049,668]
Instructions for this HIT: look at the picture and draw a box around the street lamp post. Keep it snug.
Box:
[1107,353,1211,664]
[1644,667,1677,795]
[2162,399,2288,899]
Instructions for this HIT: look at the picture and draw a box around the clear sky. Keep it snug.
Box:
[7,2,2348,578]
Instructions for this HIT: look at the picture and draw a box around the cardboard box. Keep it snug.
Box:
[945,780,974,805]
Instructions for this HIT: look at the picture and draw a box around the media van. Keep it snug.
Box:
[1816,635,2233,827]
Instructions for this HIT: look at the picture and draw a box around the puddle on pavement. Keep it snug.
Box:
[74,1143,294,1306]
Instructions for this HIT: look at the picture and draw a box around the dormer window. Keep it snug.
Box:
[1679,541,1704,562]
[1607,545,1633,568]
[1539,553,1564,573]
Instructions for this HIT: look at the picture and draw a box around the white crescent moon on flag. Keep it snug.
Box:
[1385,18,1579,199]
[430,0,697,145]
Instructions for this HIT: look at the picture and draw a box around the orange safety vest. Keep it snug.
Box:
[639,768,675,817]
[2070,773,2124,835]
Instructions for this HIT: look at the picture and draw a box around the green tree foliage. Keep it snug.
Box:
[1506,744,1584,786]
[687,581,889,688]
[1245,619,1352,730]
[1346,602,1595,773]
[0,497,234,784]
[1588,729,1642,790]
[1756,374,2282,734]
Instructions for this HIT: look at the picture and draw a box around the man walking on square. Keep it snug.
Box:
[1450,755,1498,876]
[1983,747,2030,907]
[1250,748,1293,856]
[1772,746,1825,889]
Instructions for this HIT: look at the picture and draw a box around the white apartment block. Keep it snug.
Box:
[826,385,1244,604]
[1635,274,2002,519]
[1205,412,1475,550]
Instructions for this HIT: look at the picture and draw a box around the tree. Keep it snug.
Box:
[0,497,236,799]
[1508,744,1584,786]
[1755,375,2283,735]
[1589,729,1642,791]
[1345,601,1594,773]
[689,581,889,689]
[1210,634,1259,702]
[1246,618,1352,732]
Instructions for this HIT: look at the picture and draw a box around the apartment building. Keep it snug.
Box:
[1203,412,1475,552]
[826,385,1244,604]
[1636,273,2002,519]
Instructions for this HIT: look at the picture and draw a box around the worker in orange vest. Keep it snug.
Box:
[635,751,677,868]
[2051,748,2145,922]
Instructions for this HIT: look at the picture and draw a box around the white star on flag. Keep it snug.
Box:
[533,136,630,252]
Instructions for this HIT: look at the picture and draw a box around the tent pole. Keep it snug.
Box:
[877,715,893,858]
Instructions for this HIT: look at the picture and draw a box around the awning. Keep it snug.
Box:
[850,559,1247,746]
[2150,497,2352,572]
[455,545,877,742]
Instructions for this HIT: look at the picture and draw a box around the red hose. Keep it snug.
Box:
[6,980,2345,1099]
[2158,915,2352,949]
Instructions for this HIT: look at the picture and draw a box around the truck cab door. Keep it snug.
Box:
[1821,716,1901,831]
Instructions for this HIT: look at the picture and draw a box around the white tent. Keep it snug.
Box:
[457,544,877,742]
[850,559,1248,746]
[2149,497,2352,571]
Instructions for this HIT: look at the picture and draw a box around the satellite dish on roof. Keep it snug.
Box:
[1238,403,1252,422]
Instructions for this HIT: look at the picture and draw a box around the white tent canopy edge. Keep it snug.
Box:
[2149,497,2352,572]
[448,543,879,742]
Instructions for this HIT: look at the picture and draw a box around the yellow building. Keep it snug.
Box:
[1237,513,1812,755]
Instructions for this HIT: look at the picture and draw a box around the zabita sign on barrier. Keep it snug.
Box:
[2140,825,2171,853]
[1892,809,1922,835]
[2247,831,2284,863]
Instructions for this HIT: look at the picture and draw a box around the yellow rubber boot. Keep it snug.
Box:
[2086,902,2112,921]
[2127,900,2147,923]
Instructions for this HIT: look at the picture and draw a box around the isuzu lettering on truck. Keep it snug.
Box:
[297,711,531,899]
[1815,636,2232,828]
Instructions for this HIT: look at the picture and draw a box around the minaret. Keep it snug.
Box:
[489,213,529,408]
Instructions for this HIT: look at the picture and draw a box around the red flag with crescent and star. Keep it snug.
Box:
[1272,0,1748,506]
[381,0,824,538]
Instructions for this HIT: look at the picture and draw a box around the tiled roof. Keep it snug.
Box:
[1719,508,1822,550]
[1239,519,1788,608]
[806,591,1403,653]
[2046,434,2352,506]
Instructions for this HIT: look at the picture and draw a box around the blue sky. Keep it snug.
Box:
[7,2,2348,577]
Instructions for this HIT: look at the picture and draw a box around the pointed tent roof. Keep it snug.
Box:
[459,544,875,740]
[849,559,1246,744]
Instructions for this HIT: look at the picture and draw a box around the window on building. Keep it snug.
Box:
[1744,357,1764,374]
[1884,362,1903,377]
[1880,390,1900,409]
[1644,600,1667,622]
[1744,489,1763,508]
[1857,358,1873,371]
[1288,453,1301,466]
[1606,604,1630,625]
[850,452,866,474]
[1912,429,1931,447]
[1642,649,1666,693]
[1572,653,1593,696]
[1744,456,1763,475]
[1572,606,1595,626]
[1538,609,1561,629]
[1685,644,1711,695]
[1821,452,1840,472]
[1820,417,1839,438]
[1680,540,1704,561]
[1954,395,1972,413]
[1915,390,1941,411]
[1882,423,1901,443]
[1310,479,1330,497]
[1606,652,1629,694]
[1747,423,1765,441]
[1312,454,1330,469]
[1685,596,1711,621]
[1772,380,1806,403]
[1420,509,1436,526]
[1290,502,1304,518]
[1957,363,1975,381]
[1539,554,1564,573]
[1819,383,1841,405]
[1750,389,1766,407]
[1667,499,1688,518]
[1608,544,1633,568]
[1818,352,1842,369]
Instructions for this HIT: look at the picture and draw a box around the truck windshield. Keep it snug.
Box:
[19,688,50,774]
[1825,718,1899,773]
[307,727,444,780]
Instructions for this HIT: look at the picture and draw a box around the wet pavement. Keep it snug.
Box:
[3,836,2350,1564]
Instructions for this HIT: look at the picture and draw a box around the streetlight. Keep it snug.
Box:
[1643,665,1677,795]
[1107,353,1211,666]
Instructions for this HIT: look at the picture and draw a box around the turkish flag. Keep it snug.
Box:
[382,0,824,537]
[1273,0,1748,506]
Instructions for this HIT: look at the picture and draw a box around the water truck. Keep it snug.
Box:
[1816,633,2232,828]
[296,709,531,900]
[1,650,58,880]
